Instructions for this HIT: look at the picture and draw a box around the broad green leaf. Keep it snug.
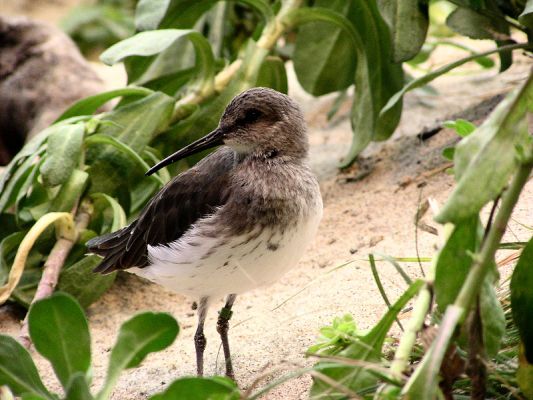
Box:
[90,194,127,232]
[49,170,89,213]
[65,373,93,400]
[293,1,357,96]
[86,92,174,200]
[85,135,164,186]
[511,237,533,364]
[135,0,272,31]
[40,123,85,188]
[256,57,288,94]
[311,280,423,396]
[58,255,116,308]
[0,335,52,399]
[135,0,217,30]
[377,0,429,62]
[100,30,215,90]
[436,74,533,223]
[446,6,509,39]
[402,305,462,398]
[434,216,479,312]
[28,293,91,389]
[149,377,239,400]
[289,4,404,167]
[56,87,153,122]
[98,313,179,400]
[519,0,533,28]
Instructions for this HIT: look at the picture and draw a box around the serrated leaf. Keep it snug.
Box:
[28,293,91,389]
[56,87,153,122]
[0,335,53,399]
[436,74,533,223]
[98,313,179,399]
[149,377,239,400]
[377,0,429,62]
[58,255,116,308]
[511,237,533,364]
[40,123,85,188]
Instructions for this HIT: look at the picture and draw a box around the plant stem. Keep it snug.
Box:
[19,203,91,348]
[170,0,303,124]
[454,161,532,313]
[389,260,435,378]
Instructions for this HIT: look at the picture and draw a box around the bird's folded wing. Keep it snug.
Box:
[87,147,235,274]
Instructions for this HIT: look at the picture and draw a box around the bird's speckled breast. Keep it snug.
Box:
[131,160,323,298]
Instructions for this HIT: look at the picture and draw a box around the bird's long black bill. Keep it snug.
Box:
[145,128,223,176]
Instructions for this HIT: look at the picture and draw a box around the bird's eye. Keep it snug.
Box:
[241,109,262,124]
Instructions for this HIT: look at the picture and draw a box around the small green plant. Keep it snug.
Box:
[0,292,240,399]
[304,73,533,398]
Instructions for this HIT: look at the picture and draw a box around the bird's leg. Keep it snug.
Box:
[217,294,237,379]
[195,296,209,376]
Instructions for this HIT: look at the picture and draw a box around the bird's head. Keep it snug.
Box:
[146,88,307,176]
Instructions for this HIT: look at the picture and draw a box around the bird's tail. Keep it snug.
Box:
[87,225,136,274]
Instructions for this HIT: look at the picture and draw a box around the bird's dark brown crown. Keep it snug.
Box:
[219,87,308,159]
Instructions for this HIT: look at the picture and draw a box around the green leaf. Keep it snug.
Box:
[402,305,462,398]
[289,4,404,167]
[311,280,423,396]
[519,0,533,28]
[511,237,533,363]
[56,87,153,122]
[380,42,528,134]
[98,313,179,400]
[517,344,533,399]
[100,30,215,90]
[49,170,89,213]
[135,0,217,30]
[293,1,357,96]
[86,92,174,200]
[446,6,509,40]
[377,0,429,62]
[443,118,477,137]
[58,255,117,308]
[90,194,127,232]
[0,335,53,399]
[256,56,288,94]
[0,232,27,286]
[40,123,85,188]
[28,293,91,389]
[479,271,505,357]
[436,74,533,223]
[434,216,479,312]
[85,135,164,186]
[65,372,93,400]
[149,377,239,400]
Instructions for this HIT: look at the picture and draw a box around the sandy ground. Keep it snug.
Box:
[1,2,532,398]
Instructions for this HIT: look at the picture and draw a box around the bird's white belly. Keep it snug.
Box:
[130,203,322,299]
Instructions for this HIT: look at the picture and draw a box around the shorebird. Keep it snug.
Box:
[87,87,323,379]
